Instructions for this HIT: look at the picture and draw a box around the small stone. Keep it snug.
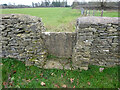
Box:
[44,60,63,69]
[80,67,88,70]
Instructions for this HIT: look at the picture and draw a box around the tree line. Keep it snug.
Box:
[72,0,119,10]
[32,0,70,7]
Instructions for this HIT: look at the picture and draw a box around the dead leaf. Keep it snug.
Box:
[3,82,8,88]
[54,84,60,88]
[64,73,66,76]
[61,74,63,78]
[70,78,74,83]
[99,68,104,72]
[77,79,79,85]
[73,86,75,88]
[36,79,39,81]
[51,73,54,76]
[22,79,26,82]
[90,75,93,79]
[0,63,3,65]
[26,79,31,82]
[44,77,47,79]
[62,84,67,88]
[87,82,90,85]
[41,82,46,86]
[9,82,13,86]
[3,82,7,86]
[40,73,43,77]
[13,70,16,74]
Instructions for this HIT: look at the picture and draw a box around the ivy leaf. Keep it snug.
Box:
[11,77,15,81]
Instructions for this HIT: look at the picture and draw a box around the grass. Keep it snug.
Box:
[1,58,120,88]
[1,7,119,32]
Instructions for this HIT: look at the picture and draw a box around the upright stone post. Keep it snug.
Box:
[101,10,103,17]
[93,9,95,16]
[86,9,88,16]
[72,18,94,70]
[81,8,84,16]
[89,9,90,16]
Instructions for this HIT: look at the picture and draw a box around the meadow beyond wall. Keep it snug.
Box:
[1,14,119,70]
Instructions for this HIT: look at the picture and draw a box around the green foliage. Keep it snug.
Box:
[2,58,119,88]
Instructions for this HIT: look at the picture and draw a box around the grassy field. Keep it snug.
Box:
[2,58,119,88]
[1,7,118,32]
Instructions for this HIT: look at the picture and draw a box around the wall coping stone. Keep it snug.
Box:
[77,16,119,26]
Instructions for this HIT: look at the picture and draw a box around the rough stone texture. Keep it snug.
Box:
[43,58,72,70]
[42,32,77,57]
[1,15,119,71]
[44,60,63,69]
[72,16,120,70]
[1,14,47,67]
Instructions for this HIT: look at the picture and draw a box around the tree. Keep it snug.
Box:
[3,4,8,6]
[45,0,49,7]
[35,3,39,7]
[99,0,107,9]
[72,0,80,9]
[38,2,40,7]
[65,0,68,7]
[32,2,34,7]
[52,0,55,7]
[41,1,46,7]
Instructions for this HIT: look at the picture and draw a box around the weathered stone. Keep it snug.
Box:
[42,32,77,57]
[64,63,71,70]
[1,14,47,68]
[73,17,119,70]
[44,60,63,69]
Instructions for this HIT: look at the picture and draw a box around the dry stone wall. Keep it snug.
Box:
[1,14,119,71]
[72,17,120,70]
[1,14,47,68]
